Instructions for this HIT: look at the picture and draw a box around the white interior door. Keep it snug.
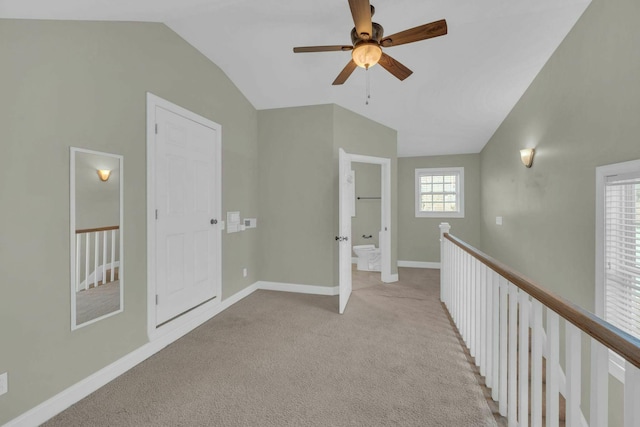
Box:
[338,148,353,314]
[154,106,220,325]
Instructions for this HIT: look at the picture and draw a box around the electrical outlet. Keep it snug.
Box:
[496,216,503,226]
[242,268,248,278]
[0,372,8,396]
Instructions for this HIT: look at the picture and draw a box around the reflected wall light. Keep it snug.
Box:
[97,169,111,182]
[520,148,535,168]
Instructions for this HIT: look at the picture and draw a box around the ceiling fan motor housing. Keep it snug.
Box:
[351,22,384,45]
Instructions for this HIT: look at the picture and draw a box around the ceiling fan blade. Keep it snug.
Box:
[293,45,353,53]
[332,60,358,85]
[348,0,373,40]
[380,19,447,48]
[378,53,413,81]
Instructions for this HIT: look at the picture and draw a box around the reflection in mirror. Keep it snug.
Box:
[70,148,123,329]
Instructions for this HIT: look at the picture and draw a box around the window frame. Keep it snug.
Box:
[595,158,640,383]
[414,167,465,218]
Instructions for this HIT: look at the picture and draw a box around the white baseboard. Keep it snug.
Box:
[5,283,260,427]
[397,260,440,269]
[257,281,339,296]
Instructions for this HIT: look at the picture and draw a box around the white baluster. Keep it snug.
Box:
[472,257,478,358]
[531,299,543,427]
[519,290,530,427]
[451,245,456,321]
[111,229,116,281]
[441,239,447,305]
[508,282,518,424]
[492,270,500,402]
[75,234,81,292]
[462,251,468,344]
[546,310,559,427]
[565,322,581,427]
[84,233,90,291]
[468,254,473,348]
[102,230,107,285]
[479,262,486,373]
[454,246,460,327]
[590,339,608,427]
[485,265,493,388]
[93,231,99,288]
[470,257,476,356]
[499,277,508,417]
[624,361,640,427]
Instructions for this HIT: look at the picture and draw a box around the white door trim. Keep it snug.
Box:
[348,152,394,283]
[146,93,222,341]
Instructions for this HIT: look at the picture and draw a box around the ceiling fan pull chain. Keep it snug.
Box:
[365,68,371,105]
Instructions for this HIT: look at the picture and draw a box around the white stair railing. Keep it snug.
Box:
[75,226,120,291]
[439,223,640,427]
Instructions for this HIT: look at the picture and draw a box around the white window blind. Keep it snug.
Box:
[604,171,640,343]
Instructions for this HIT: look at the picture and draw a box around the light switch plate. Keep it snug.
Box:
[496,216,503,226]
[227,211,241,233]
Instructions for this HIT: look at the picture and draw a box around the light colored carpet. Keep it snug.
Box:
[45,267,497,426]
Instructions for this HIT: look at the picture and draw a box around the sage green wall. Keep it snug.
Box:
[257,104,397,287]
[398,154,481,263]
[332,105,398,281]
[257,105,335,286]
[479,0,639,424]
[352,163,381,248]
[0,19,258,424]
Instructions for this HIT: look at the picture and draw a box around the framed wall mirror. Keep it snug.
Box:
[70,147,124,329]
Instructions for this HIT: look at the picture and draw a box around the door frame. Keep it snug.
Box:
[339,149,395,313]
[146,93,222,341]
[348,152,394,283]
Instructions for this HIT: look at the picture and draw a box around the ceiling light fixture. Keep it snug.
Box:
[97,169,111,182]
[352,41,382,69]
[520,148,535,168]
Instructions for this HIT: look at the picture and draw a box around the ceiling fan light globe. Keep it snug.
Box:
[352,42,382,69]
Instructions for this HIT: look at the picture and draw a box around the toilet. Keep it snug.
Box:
[352,244,382,272]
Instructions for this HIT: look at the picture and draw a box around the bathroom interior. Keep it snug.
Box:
[351,162,383,274]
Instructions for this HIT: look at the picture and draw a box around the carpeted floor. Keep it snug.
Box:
[45,267,497,426]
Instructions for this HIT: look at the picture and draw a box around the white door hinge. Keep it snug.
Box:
[155,209,158,220]
[155,123,158,134]
[155,295,159,305]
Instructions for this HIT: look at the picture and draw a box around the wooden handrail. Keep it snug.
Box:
[76,225,120,234]
[444,233,640,370]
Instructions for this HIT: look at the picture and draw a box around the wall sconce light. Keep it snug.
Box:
[520,148,535,168]
[97,169,111,182]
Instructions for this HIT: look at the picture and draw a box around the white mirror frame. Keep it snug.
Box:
[70,147,124,330]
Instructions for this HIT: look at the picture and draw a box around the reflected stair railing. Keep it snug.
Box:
[75,226,120,292]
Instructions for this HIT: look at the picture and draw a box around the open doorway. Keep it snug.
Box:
[338,149,395,314]
[351,162,383,275]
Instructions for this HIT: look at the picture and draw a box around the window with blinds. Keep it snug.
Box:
[415,167,464,218]
[604,172,640,343]
[597,160,640,381]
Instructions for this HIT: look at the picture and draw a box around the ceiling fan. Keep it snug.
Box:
[293,0,447,85]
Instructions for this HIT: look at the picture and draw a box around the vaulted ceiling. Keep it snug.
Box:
[1,0,591,156]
